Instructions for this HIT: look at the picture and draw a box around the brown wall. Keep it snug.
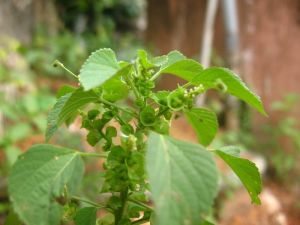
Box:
[146,0,300,118]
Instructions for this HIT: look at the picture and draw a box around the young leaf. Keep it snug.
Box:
[191,67,266,115]
[137,49,155,69]
[8,144,84,225]
[146,132,218,225]
[185,108,218,146]
[214,149,262,204]
[46,88,98,141]
[74,207,97,225]
[159,59,203,81]
[79,48,120,90]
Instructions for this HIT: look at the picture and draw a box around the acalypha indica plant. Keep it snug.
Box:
[8,49,266,225]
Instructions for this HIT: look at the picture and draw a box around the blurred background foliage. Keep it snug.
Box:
[0,0,146,219]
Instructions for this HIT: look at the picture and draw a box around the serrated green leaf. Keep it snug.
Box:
[74,207,97,225]
[46,88,98,141]
[79,48,120,90]
[159,59,203,81]
[146,132,218,225]
[191,67,266,115]
[8,144,84,225]
[161,50,186,68]
[185,108,218,146]
[214,149,261,204]
[151,55,168,66]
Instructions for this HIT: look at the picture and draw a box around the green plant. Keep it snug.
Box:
[7,49,266,225]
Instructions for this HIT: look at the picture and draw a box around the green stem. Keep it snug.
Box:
[126,73,140,99]
[128,198,153,211]
[182,82,193,88]
[79,152,108,158]
[71,196,106,209]
[99,98,137,117]
[150,71,160,81]
[115,188,129,224]
[52,60,78,79]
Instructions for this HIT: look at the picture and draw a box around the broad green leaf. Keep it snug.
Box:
[185,108,218,146]
[191,67,266,115]
[79,48,120,90]
[161,50,186,68]
[74,207,97,225]
[8,144,84,225]
[46,88,98,141]
[159,59,203,81]
[151,55,168,66]
[56,85,76,98]
[214,149,261,204]
[46,93,71,141]
[146,132,218,225]
[217,146,241,157]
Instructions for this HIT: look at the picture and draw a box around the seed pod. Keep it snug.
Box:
[167,89,186,111]
[140,106,156,126]
[87,109,100,120]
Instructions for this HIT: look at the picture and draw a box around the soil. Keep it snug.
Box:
[219,182,300,225]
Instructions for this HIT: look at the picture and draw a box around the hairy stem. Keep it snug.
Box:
[115,188,129,224]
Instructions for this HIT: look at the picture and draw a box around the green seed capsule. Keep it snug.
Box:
[167,89,186,111]
[87,109,100,120]
[140,106,156,126]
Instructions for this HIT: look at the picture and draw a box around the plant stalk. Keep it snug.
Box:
[52,60,78,79]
